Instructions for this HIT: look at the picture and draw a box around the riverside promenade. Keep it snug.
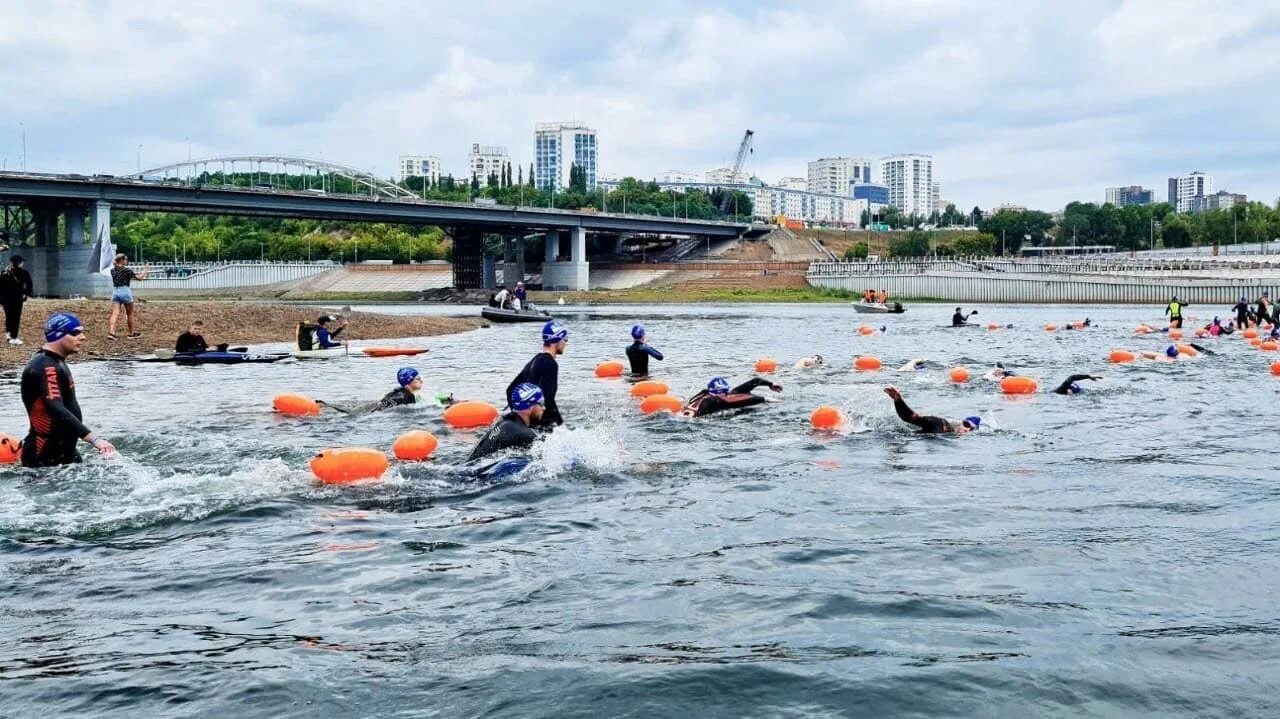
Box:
[806,255,1280,303]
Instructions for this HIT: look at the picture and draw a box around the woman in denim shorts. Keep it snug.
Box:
[108,253,149,340]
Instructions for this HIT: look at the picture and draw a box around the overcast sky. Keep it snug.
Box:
[2,1,1277,210]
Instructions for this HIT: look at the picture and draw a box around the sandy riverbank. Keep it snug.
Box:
[0,299,483,369]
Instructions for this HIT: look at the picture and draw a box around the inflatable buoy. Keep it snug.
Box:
[1249,338,1263,347]
[1108,350,1135,363]
[1168,329,1184,340]
[810,406,844,430]
[1261,341,1279,352]
[273,393,320,416]
[858,325,875,336]
[392,430,438,461]
[754,358,777,373]
[1194,329,1208,338]
[310,447,389,484]
[1045,324,1057,332]
[1271,361,1280,376]
[442,401,499,429]
[949,367,970,383]
[987,323,999,330]
[629,380,669,397]
[1244,328,1259,339]
[640,393,683,415]
[854,356,882,371]
[1176,344,1197,357]
[0,433,20,464]
[595,361,624,378]
[1000,376,1038,395]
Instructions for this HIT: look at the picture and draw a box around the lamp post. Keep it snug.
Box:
[136,144,142,176]
[20,122,26,171]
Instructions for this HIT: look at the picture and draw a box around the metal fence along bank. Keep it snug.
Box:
[806,258,1280,303]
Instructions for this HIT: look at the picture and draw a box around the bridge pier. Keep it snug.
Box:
[450,227,484,290]
[542,226,589,290]
[26,203,112,298]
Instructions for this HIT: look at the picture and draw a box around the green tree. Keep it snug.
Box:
[844,241,870,260]
[1161,215,1192,247]
[888,231,931,257]
[979,209,1053,254]
[950,233,997,256]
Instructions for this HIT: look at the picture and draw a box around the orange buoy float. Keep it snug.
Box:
[1249,338,1263,347]
[392,430,439,461]
[1108,350,1136,364]
[1073,322,1085,330]
[1168,329,1184,340]
[1045,324,1057,332]
[273,393,320,416]
[442,401,499,429]
[0,433,20,464]
[1271,361,1280,376]
[640,393,683,415]
[1261,340,1279,352]
[594,360,624,378]
[949,367,970,383]
[1000,376,1038,395]
[987,323,999,330]
[1176,344,1197,357]
[629,380,669,397]
[1194,329,1208,338]
[1243,328,1259,339]
[809,406,845,430]
[854,355,882,371]
[309,447,389,484]
[754,358,778,373]
[858,325,875,336]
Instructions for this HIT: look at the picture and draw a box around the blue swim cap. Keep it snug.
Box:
[1165,345,1178,358]
[510,382,544,411]
[879,325,887,333]
[631,324,645,340]
[963,416,981,430]
[542,320,568,344]
[396,367,419,387]
[1069,383,1082,394]
[44,312,83,342]
[707,377,730,395]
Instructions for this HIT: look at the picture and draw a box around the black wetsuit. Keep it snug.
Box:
[506,353,562,428]
[625,341,664,375]
[175,332,209,353]
[0,264,33,340]
[1233,301,1250,327]
[20,349,92,467]
[892,396,955,434]
[952,311,966,327]
[1165,301,1186,328]
[1052,374,1095,395]
[371,387,416,412]
[467,412,539,462]
[684,378,775,418]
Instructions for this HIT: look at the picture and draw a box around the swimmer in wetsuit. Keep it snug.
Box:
[468,383,545,462]
[795,354,824,369]
[506,321,567,429]
[681,376,781,418]
[1052,374,1101,395]
[883,386,979,434]
[371,367,435,412]
[20,312,116,467]
[625,324,664,375]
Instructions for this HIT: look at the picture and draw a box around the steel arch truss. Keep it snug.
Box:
[137,155,417,200]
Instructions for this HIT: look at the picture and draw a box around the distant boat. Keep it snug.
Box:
[482,306,553,323]
[852,302,906,314]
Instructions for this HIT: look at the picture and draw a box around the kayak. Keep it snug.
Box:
[173,351,291,364]
[852,302,906,314]
[941,324,980,328]
[481,307,552,323]
[362,347,429,357]
[293,347,348,359]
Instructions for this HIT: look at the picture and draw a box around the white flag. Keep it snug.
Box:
[86,224,114,276]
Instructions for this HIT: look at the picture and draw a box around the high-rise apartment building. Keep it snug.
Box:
[1105,185,1155,207]
[1190,191,1246,213]
[398,155,442,183]
[1167,172,1213,213]
[807,157,872,196]
[535,122,597,191]
[878,154,934,218]
[930,181,942,216]
[468,144,511,186]
[777,177,808,191]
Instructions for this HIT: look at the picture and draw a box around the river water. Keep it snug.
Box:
[2,303,1278,717]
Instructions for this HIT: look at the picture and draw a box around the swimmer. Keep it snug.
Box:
[1233,296,1251,328]
[1139,345,1183,362]
[21,312,116,466]
[795,354,824,369]
[1136,323,1160,333]
[1205,317,1223,337]
[883,386,979,435]
[895,358,928,372]
[506,321,567,428]
[625,324,664,375]
[1052,374,1101,395]
[984,362,1013,380]
[467,383,545,462]
[369,367,450,412]
[681,376,781,418]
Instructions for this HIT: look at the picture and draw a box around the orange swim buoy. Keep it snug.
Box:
[442,401,499,429]
[809,406,845,430]
[629,380,669,397]
[640,393,683,415]
[987,323,999,330]
[1000,376,1038,394]
[1176,344,1197,357]
[595,360,624,378]
[1243,328,1259,339]
[949,367,970,383]
[1045,324,1057,332]
[854,355,882,371]
[754,358,778,373]
[309,447,389,484]
[0,433,20,464]
[1073,322,1085,330]
[1271,361,1280,376]
[1108,350,1136,363]
[273,393,320,416]
[858,325,875,336]
[1168,329,1184,340]
[1261,341,1279,352]
[392,430,439,461]
[1250,338,1263,347]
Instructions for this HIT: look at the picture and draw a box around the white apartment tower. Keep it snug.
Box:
[398,155,442,183]
[878,154,934,218]
[807,157,872,196]
[1167,172,1214,213]
[468,144,512,186]
[535,122,597,192]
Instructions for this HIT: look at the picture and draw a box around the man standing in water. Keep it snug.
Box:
[625,324,664,375]
[21,312,116,467]
[1165,296,1187,328]
[506,321,567,428]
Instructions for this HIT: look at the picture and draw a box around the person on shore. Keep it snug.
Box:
[681,376,781,418]
[795,354,824,369]
[0,255,34,345]
[625,324,664,375]
[107,253,149,340]
[1052,374,1102,395]
[1164,296,1187,329]
[467,383,545,462]
[315,315,347,349]
[506,321,567,429]
[952,307,976,326]
[513,282,527,311]
[883,386,978,435]
[21,312,116,467]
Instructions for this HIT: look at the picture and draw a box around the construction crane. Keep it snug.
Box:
[718,129,754,214]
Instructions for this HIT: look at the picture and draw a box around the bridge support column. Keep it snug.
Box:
[89,201,110,248]
[542,226,589,291]
[450,228,484,290]
[482,253,496,290]
[24,203,111,298]
[544,232,559,263]
[65,207,85,246]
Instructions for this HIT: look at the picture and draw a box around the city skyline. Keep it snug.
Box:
[2,1,1278,211]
